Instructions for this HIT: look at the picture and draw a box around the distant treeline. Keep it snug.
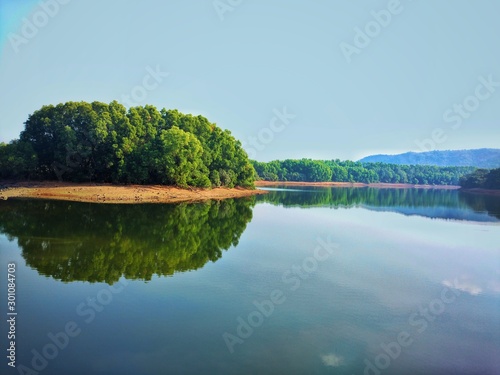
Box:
[252,159,477,185]
[460,168,500,189]
[0,101,254,188]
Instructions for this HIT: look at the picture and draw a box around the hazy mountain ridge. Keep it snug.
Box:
[359,149,500,168]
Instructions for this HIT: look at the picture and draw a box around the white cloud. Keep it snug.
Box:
[443,278,482,296]
[321,353,343,367]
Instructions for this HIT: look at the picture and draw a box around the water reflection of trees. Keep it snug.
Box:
[0,198,255,284]
[258,187,500,220]
[1,188,498,285]
[458,192,500,220]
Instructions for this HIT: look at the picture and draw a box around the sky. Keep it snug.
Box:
[0,0,499,162]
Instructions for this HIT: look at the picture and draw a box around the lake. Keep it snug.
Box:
[1,187,499,375]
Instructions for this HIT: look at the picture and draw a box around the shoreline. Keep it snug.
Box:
[0,181,267,204]
[255,181,462,189]
[1,181,498,203]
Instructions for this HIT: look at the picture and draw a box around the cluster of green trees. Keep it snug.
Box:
[0,198,255,284]
[0,101,254,188]
[252,159,477,185]
[459,168,500,189]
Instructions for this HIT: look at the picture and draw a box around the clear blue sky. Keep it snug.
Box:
[1,0,499,161]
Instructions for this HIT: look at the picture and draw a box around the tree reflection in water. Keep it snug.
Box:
[0,198,255,284]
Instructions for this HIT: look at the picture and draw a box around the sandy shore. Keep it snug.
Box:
[0,181,267,204]
[255,181,461,189]
[2,181,496,204]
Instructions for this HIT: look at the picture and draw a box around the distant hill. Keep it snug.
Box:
[358,149,500,169]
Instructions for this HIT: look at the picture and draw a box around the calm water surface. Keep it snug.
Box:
[1,187,499,375]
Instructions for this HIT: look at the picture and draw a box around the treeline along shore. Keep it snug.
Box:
[0,100,498,204]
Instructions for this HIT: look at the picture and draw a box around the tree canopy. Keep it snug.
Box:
[0,101,254,188]
[459,168,500,190]
[252,159,477,186]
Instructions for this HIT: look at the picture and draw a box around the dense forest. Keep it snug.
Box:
[459,168,500,189]
[0,101,254,188]
[359,148,500,169]
[252,159,477,185]
[0,198,255,284]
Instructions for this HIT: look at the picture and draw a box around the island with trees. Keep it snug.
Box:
[0,101,264,202]
[1,101,498,203]
[0,101,254,187]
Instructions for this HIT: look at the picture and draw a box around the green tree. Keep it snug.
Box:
[9,101,255,188]
[459,169,489,188]
[0,140,38,179]
[153,127,210,187]
[485,168,500,189]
